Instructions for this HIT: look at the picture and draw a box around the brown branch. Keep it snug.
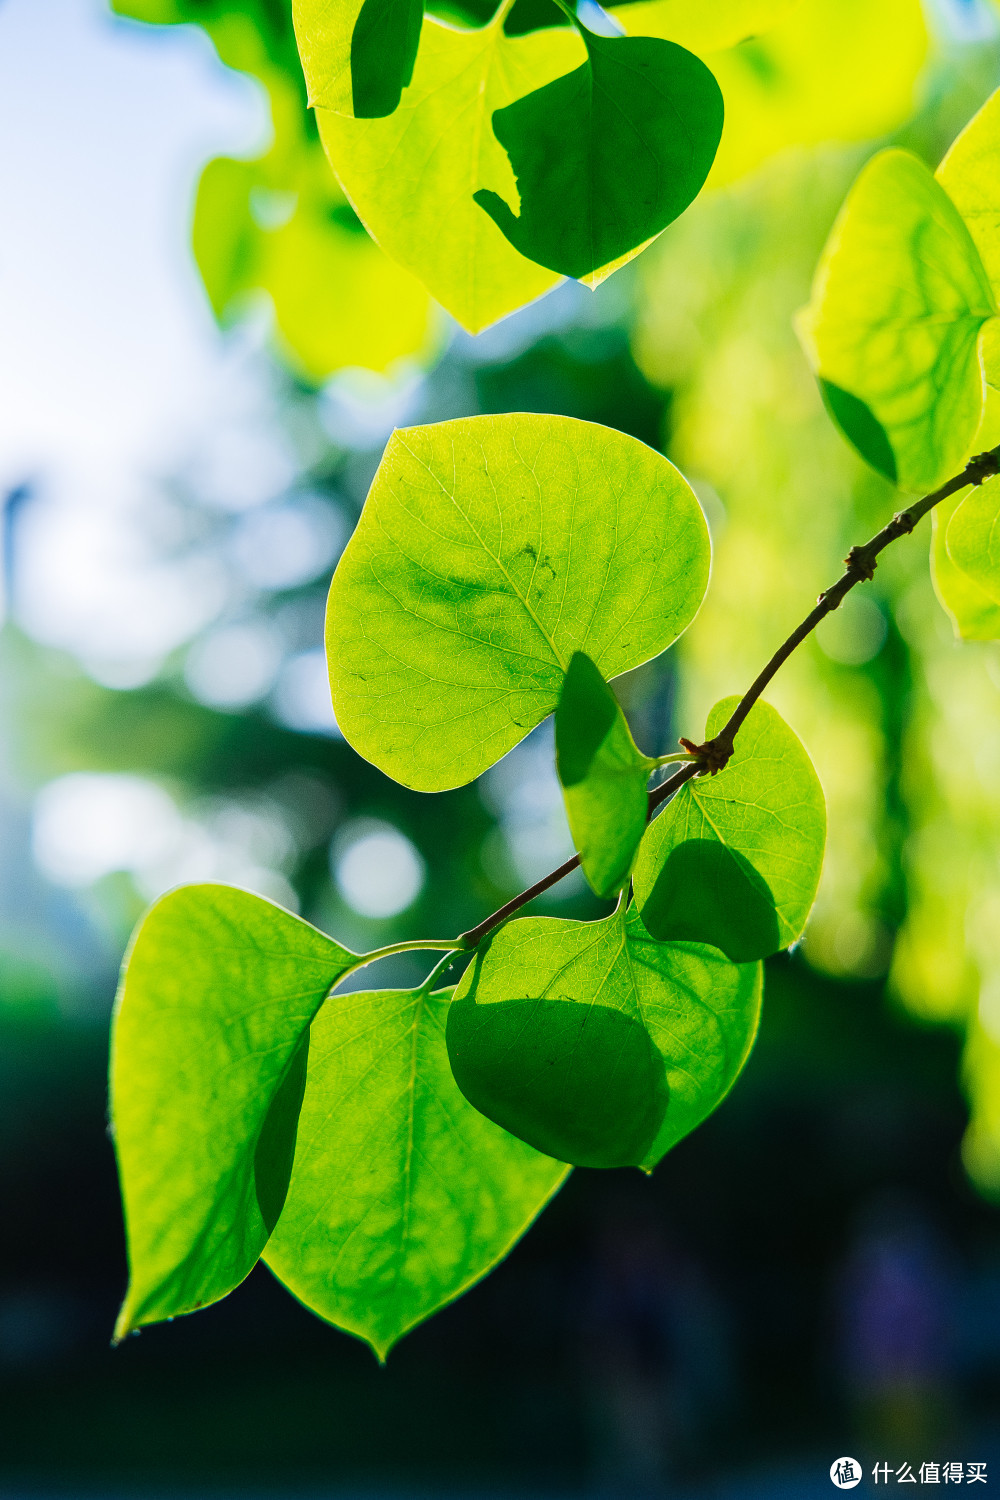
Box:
[458,444,1000,951]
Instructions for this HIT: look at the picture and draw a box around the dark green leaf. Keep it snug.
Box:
[555,651,654,898]
[111,885,358,1339]
[474,28,723,279]
[351,0,424,118]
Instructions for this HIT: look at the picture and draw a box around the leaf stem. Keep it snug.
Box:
[459,444,1000,948]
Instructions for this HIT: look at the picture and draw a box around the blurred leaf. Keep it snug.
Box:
[937,85,1000,301]
[947,475,1000,607]
[798,149,994,491]
[633,698,825,961]
[447,904,762,1169]
[932,489,1000,640]
[113,0,301,78]
[555,651,653,898]
[111,886,357,1338]
[310,13,583,330]
[474,29,722,279]
[326,413,710,792]
[610,0,800,51]
[351,0,424,117]
[263,987,568,1359]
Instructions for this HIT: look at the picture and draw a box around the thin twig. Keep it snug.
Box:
[458,444,1000,950]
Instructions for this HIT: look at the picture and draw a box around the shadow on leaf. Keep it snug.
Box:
[638,837,780,962]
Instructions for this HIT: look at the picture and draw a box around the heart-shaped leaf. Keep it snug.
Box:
[633,698,825,961]
[262,987,568,1358]
[326,414,710,791]
[447,904,762,1171]
[475,27,722,279]
[555,651,654,898]
[797,148,995,491]
[111,885,358,1339]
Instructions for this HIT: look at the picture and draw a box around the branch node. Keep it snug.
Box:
[967,447,1000,486]
[679,735,731,776]
[844,545,877,581]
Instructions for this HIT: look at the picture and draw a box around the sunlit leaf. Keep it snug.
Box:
[474,27,722,279]
[111,885,358,1339]
[326,413,710,791]
[937,85,1000,301]
[262,987,568,1359]
[947,475,1000,608]
[307,11,583,330]
[798,149,994,491]
[555,651,653,898]
[610,0,799,52]
[633,698,825,961]
[447,903,762,1169]
[932,488,1000,641]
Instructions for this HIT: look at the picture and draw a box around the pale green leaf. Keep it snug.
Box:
[110,885,358,1339]
[609,0,800,51]
[798,148,995,491]
[947,474,1000,607]
[931,489,1000,641]
[937,84,1000,299]
[555,651,653,899]
[447,904,762,1171]
[326,413,710,792]
[633,698,825,961]
[262,987,568,1359]
[308,12,584,330]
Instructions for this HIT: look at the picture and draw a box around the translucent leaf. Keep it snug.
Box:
[307,12,584,330]
[947,475,1000,608]
[633,698,825,961]
[262,987,568,1359]
[609,0,799,52]
[798,149,994,491]
[326,413,709,792]
[110,885,358,1339]
[933,489,1000,641]
[474,28,722,279]
[555,651,653,898]
[937,85,1000,301]
[447,904,762,1170]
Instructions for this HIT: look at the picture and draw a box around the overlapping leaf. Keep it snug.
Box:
[931,491,1000,642]
[447,904,762,1170]
[326,414,710,791]
[798,148,995,491]
[632,698,825,961]
[110,885,358,1339]
[555,651,653,898]
[474,27,722,279]
[946,477,1000,608]
[262,987,568,1358]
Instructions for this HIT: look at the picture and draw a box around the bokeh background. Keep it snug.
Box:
[4,0,1000,1494]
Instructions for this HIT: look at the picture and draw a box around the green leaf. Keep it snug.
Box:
[798,148,995,491]
[262,987,568,1359]
[555,651,653,898]
[633,698,825,961]
[946,476,1000,606]
[937,85,1000,302]
[326,413,710,792]
[305,11,584,330]
[351,0,424,118]
[110,885,358,1339]
[931,488,1000,641]
[474,28,722,279]
[447,904,762,1170]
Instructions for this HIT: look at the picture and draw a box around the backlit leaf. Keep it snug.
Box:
[110,885,358,1339]
[474,27,722,279]
[262,987,568,1359]
[325,413,710,791]
[937,85,1000,301]
[555,651,653,898]
[350,0,424,118]
[946,475,1000,608]
[633,698,825,961]
[447,904,762,1170]
[797,148,994,491]
[931,489,1000,642]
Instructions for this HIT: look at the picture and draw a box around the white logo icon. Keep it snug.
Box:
[830,1457,862,1489]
